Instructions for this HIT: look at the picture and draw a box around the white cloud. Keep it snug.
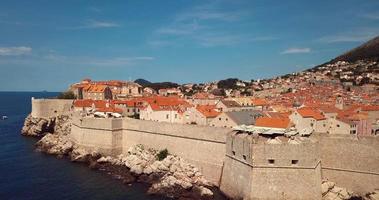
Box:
[64,20,121,29]
[87,20,120,28]
[281,48,311,54]
[0,46,32,56]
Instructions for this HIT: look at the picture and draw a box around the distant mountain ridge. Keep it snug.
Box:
[134,78,179,91]
[134,79,152,87]
[330,35,379,63]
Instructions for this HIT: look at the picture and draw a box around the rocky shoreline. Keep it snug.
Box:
[21,114,379,200]
[22,114,224,200]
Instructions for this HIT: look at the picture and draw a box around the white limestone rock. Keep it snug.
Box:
[322,180,353,200]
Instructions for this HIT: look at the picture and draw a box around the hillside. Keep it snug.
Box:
[330,35,379,63]
[134,79,152,87]
[134,79,179,91]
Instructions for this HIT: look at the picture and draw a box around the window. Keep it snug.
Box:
[226,118,228,121]
[291,160,299,165]
[166,114,169,119]
[232,151,236,156]
[243,155,247,160]
[310,123,314,127]
[337,124,340,127]
[175,114,177,119]
[219,117,221,121]
[268,159,275,165]
[129,89,132,93]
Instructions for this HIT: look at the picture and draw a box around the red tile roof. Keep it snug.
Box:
[297,107,326,120]
[196,105,220,118]
[255,117,290,129]
[252,98,268,106]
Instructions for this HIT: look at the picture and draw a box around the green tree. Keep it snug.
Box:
[57,91,76,99]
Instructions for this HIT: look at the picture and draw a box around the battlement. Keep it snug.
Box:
[31,98,73,118]
[226,132,320,168]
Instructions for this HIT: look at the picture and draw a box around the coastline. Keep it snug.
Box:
[21,114,228,200]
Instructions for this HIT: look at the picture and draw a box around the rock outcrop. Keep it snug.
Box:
[322,180,352,200]
[96,145,214,199]
[22,114,71,137]
[22,114,216,199]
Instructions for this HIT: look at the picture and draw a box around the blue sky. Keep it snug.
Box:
[0,0,378,91]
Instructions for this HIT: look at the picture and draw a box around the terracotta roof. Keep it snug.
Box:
[142,96,192,112]
[252,98,268,106]
[196,105,220,118]
[297,107,326,120]
[255,117,290,129]
[361,105,379,111]
[73,99,93,107]
[84,85,109,93]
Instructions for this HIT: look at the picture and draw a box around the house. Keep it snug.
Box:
[289,107,328,133]
[139,96,191,123]
[119,82,142,98]
[189,92,219,105]
[210,110,263,128]
[82,85,113,100]
[183,105,220,125]
[113,99,145,118]
[251,98,269,111]
[158,88,182,97]
[215,100,242,112]
[143,87,156,95]
[73,99,122,115]
[328,117,358,135]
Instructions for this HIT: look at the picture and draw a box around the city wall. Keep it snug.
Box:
[122,118,231,185]
[318,134,379,194]
[31,98,73,118]
[31,99,379,199]
[70,115,231,185]
[220,133,322,200]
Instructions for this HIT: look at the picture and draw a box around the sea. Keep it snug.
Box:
[0,92,169,200]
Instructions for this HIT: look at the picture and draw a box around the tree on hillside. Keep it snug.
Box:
[57,91,76,99]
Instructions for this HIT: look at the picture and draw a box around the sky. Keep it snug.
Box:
[0,0,379,91]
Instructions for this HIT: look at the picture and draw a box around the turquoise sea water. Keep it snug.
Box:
[0,92,168,200]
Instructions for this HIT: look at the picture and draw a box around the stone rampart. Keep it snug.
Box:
[220,133,322,200]
[67,114,379,199]
[31,98,73,118]
[70,116,123,156]
[121,118,230,185]
[69,116,231,185]
[318,134,379,194]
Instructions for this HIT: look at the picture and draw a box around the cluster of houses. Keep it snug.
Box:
[69,79,379,136]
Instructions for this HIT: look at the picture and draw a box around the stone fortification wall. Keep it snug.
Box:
[69,116,231,185]
[122,118,231,185]
[220,132,322,200]
[31,98,73,118]
[70,116,123,156]
[318,134,379,194]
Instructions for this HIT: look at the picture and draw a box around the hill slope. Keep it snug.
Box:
[331,35,379,63]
